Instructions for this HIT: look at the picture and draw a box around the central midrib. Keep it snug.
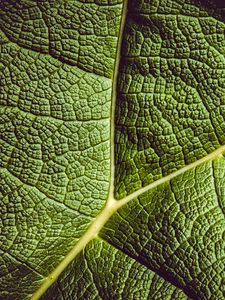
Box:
[30,0,225,298]
[108,0,128,200]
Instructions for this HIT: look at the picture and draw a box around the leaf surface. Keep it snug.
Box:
[0,0,225,299]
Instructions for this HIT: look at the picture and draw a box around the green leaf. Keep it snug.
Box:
[0,0,225,299]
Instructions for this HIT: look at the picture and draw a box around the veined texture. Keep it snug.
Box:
[0,0,225,299]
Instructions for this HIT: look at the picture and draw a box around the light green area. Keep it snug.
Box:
[0,0,122,298]
[0,0,225,299]
[0,169,92,276]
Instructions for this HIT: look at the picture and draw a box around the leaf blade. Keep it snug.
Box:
[1,0,225,299]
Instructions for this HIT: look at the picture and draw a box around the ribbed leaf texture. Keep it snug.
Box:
[0,0,225,299]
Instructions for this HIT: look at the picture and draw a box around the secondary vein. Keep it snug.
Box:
[119,145,225,207]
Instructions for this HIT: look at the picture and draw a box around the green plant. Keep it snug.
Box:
[1,0,225,299]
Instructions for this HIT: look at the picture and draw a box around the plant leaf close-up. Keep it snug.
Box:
[1,0,225,299]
